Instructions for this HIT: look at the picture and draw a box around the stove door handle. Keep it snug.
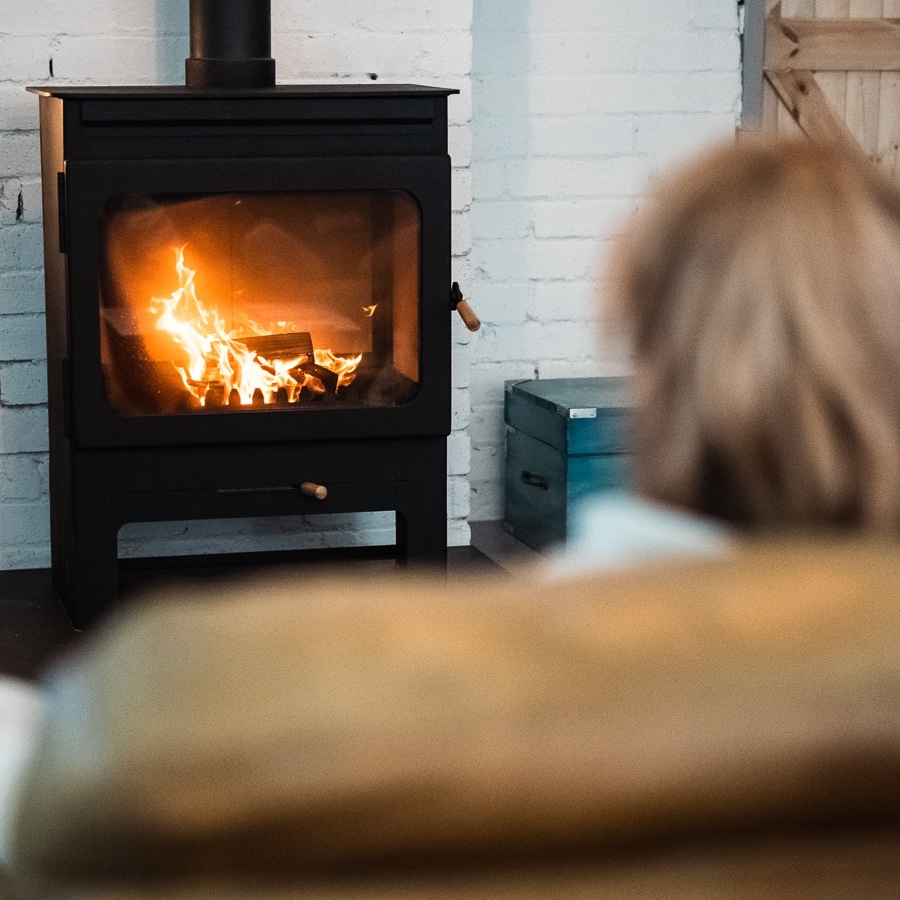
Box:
[450,282,481,332]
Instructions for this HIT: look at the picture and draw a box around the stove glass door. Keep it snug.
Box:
[99,190,420,415]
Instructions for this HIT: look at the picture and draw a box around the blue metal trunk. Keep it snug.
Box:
[503,377,631,551]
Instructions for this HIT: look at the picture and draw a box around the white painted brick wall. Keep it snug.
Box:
[469,0,742,521]
[0,0,473,568]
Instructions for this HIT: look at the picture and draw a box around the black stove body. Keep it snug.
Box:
[29,80,456,627]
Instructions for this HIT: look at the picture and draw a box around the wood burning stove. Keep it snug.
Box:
[29,0,460,627]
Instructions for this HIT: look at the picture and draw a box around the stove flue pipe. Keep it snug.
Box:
[186,0,276,89]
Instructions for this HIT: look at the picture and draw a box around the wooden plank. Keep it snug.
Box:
[779,0,817,134]
[782,0,813,15]
[765,17,900,71]
[815,0,850,148]
[766,68,862,147]
[760,0,784,132]
[880,0,900,176]
[847,0,883,158]
[762,79,782,131]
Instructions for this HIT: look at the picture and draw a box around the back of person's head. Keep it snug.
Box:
[609,136,900,533]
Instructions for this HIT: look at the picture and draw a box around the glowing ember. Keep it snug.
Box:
[151,247,362,407]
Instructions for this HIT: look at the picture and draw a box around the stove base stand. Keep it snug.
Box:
[51,437,448,629]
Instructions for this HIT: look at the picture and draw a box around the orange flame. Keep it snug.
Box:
[151,247,361,407]
[362,305,377,317]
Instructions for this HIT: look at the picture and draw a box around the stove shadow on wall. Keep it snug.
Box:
[29,0,458,627]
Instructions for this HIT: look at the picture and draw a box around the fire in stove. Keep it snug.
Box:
[152,246,363,408]
[98,189,422,416]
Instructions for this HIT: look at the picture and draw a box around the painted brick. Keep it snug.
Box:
[0,500,50,546]
[690,0,740,29]
[0,87,40,133]
[452,167,473,212]
[529,32,645,74]
[447,475,470,518]
[0,0,164,36]
[447,80,473,126]
[452,342,471,388]
[0,314,45,362]
[686,69,742,115]
[469,282,532,327]
[452,210,472,256]
[471,116,529,162]
[447,433,471,476]
[472,76,530,120]
[470,159,527,202]
[634,29,742,73]
[277,31,472,80]
[469,467,501,520]
[469,361,537,405]
[0,223,44,272]
[531,281,600,322]
[473,35,529,79]
[528,0,692,32]
[451,253,474,290]
[275,2,473,35]
[449,124,473,167]
[447,517,470,547]
[0,361,47,405]
[530,198,636,240]
[635,112,739,167]
[0,272,45,315]
[0,406,49,453]
[469,402,506,453]
[474,3,528,34]
[0,36,58,83]
[37,452,49,496]
[472,201,531,241]
[526,237,600,281]
[0,133,41,180]
[451,387,470,430]
[48,35,175,83]
[1,179,43,226]
[526,156,651,199]
[0,454,42,500]
[471,239,532,283]
[529,116,636,159]
[451,316,476,346]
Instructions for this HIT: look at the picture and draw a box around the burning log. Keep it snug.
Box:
[238,332,313,360]
[291,361,339,395]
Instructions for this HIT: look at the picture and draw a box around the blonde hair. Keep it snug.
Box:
[609,137,900,532]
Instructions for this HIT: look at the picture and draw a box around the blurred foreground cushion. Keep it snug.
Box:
[8,540,900,898]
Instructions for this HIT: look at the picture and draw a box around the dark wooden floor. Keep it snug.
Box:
[0,546,502,682]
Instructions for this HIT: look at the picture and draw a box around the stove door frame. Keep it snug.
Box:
[63,155,451,449]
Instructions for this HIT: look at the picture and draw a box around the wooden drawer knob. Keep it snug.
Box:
[299,481,328,500]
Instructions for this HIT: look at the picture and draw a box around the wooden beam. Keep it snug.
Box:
[766,18,900,72]
[765,69,862,149]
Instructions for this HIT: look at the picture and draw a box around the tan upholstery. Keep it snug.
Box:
[8,541,900,898]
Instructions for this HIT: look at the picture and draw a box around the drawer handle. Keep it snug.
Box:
[520,470,549,490]
[298,481,328,500]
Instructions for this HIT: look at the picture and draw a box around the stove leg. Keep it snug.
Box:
[396,509,448,568]
[56,525,121,630]
[395,469,448,568]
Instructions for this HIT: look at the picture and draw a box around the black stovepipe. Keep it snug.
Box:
[186,0,276,89]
